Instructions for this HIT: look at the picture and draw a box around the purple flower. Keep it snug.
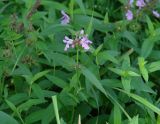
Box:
[63,36,73,51]
[61,10,70,25]
[63,30,92,51]
[80,35,92,50]
[126,10,133,20]
[152,10,160,18]
[129,0,134,6]
[136,0,146,8]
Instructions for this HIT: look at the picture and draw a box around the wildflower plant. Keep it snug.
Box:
[63,30,92,51]
[0,0,160,124]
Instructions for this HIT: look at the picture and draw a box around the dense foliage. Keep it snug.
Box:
[0,0,160,124]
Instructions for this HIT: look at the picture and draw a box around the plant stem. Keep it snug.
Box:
[76,48,79,66]
[76,48,81,89]
[70,107,75,124]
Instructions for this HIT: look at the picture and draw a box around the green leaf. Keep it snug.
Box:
[108,67,124,76]
[74,15,115,33]
[69,72,80,89]
[157,115,160,124]
[5,99,17,113]
[17,99,46,113]
[5,100,24,123]
[81,66,107,96]
[114,104,121,124]
[74,9,103,18]
[141,38,154,58]
[131,77,155,94]
[81,66,131,120]
[46,74,67,88]
[0,2,13,14]
[25,109,45,124]
[30,70,50,85]
[138,57,148,82]
[104,12,109,24]
[69,0,74,19]
[41,24,72,36]
[122,31,138,47]
[0,111,18,124]
[0,93,29,110]
[75,0,86,14]
[41,1,68,11]
[147,61,160,73]
[93,44,103,56]
[121,77,131,92]
[128,71,140,77]
[97,51,119,65]
[32,84,44,100]
[59,91,79,106]
[146,15,154,35]
[41,104,55,124]
[44,52,76,71]
[86,15,93,36]
[129,115,139,124]
[116,88,160,115]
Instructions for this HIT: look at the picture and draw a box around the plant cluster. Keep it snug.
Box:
[0,0,160,124]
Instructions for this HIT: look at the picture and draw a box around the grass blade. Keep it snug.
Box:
[52,95,61,124]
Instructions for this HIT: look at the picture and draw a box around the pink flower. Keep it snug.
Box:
[136,0,146,8]
[63,36,73,51]
[152,10,160,18]
[80,35,92,50]
[61,10,70,25]
[63,30,92,51]
[126,10,133,20]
